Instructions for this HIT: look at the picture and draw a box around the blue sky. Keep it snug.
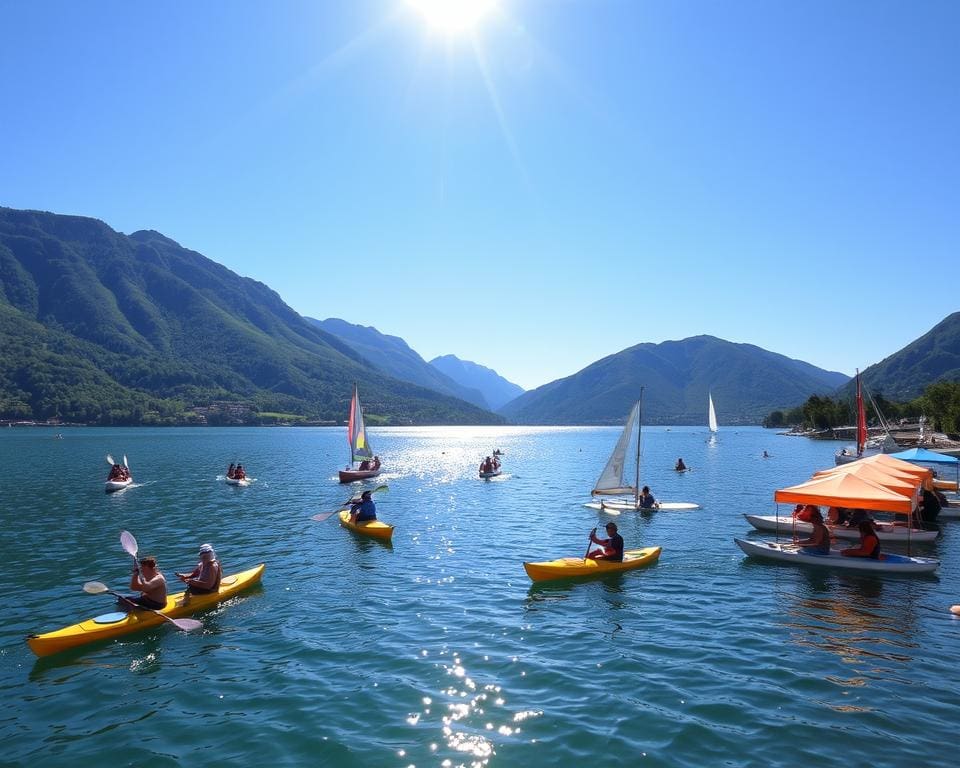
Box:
[2,1,958,390]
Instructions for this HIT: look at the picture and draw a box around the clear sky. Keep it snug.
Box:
[2,1,958,390]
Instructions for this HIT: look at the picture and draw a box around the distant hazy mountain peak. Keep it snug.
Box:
[429,354,525,411]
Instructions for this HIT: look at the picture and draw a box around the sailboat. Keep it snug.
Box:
[583,389,700,512]
[835,370,898,466]
[338,383,382,483]
[708,391,718,436]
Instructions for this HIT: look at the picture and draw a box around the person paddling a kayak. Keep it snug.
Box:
[587,522,624,562]
[349,490,377,524]
[126,556,167,610]
[177,543,222,596]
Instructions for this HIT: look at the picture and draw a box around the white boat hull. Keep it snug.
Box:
[226,477,250,487]
[734,538,939,574]
[585,500,700,512]
[105,478,132,493]
[743,514,938,543]
[479,470,501,479]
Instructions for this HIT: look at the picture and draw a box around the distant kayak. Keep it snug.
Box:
[524,546,662,582]
[479,469,502,479]
[225,476,250,487]
[338,510,394,541]
[734,538,939,574]
[27,563,266,657]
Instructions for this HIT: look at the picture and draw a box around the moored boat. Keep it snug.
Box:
[743,514,938,543]
[338,510,394,540]
[27,564,266,657]
[524,546,662,582]
[734,538,938,574]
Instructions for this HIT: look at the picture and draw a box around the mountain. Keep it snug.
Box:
[0,207,502,425]
[853,312,960,401]
[306,318,489,409]
[430,355,525,411]
[498,335,849,425]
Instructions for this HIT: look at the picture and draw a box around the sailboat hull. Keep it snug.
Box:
[338,468,382,483]
[584,500,700,512]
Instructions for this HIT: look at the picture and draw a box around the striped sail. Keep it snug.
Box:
[347,383,374,464]
[592,401,641,496]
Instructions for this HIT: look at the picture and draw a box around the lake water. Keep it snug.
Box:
[2,425,959,767]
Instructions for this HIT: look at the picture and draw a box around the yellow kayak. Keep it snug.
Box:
[338,510,394,541]
[27,563,265,657]
[524,547,661,582]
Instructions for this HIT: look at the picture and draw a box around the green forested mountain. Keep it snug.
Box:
[306,317,489,409]
[850,312,960,401]
[499,335,849,425]
[0,207,502,425]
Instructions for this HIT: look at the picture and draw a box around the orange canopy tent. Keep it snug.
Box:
[774,472,915,513]
[813,462,921,496]
[861,453,934,479]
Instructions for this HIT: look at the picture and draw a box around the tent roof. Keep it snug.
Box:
[861,453,934,477]
[774,472,915,513]
[889,447,960,464]
[813,463,920,494]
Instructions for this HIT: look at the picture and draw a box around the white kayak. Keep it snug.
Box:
[734,538,939,574]
[743,514,939,543]
[105,478,132,493]
[584,500,700,512]
[479,470,501,479]
[226,477,250,487]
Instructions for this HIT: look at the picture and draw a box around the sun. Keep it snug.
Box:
[406,0,500,35]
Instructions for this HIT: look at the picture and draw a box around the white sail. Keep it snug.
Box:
[708,392,718,433]
[592,401,641,496]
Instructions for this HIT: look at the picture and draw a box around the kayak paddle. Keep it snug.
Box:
[312,484,389,522]
[106,454,115,466]
[82,581,202,632]
[584,527,596,563]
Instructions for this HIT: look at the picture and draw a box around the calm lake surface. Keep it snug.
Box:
[2,425,959,767]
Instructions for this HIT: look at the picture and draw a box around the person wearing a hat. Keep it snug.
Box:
[349,490,377,524]
[127,555,167,610]
[587,522,624,562]
[176,544,221,595]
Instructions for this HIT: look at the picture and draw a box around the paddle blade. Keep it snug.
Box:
[106,454,115,466]
[83,581,110,594]
[371,484,389,495]
[123,455,128,468]
[120,530,138,558]
[171,617,203,632]
[312,510,340,523]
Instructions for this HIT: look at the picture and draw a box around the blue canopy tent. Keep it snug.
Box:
[890,448,959,491]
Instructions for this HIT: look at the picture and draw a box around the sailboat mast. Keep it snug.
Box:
[635,387,644,507]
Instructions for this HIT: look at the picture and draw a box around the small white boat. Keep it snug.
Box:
[226,476,250,487]
[734,537,939,574]
[743,514,938,543]
[584,500,700,512]
[105,478,132,493]
[479,470,501,479]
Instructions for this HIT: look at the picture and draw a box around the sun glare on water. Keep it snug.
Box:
[406,0,500,35]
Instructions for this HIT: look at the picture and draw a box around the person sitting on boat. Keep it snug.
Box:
[587,522,624,562]
[918,478,942,524]
[481,457,493,473]
[794,504,819,523]
[639,486,658,509]
[372,455,381,470]
[826,507,850,526]
[227,463,236,479]
[796,508,831,555]
[675,458,687,471]
[358,459,370,471]
[841,519,881,559]
[108,464,125,481]
[349,490,377,524]
[235,464,246,480]
[126,555,168,610]
[177,543,222,595]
